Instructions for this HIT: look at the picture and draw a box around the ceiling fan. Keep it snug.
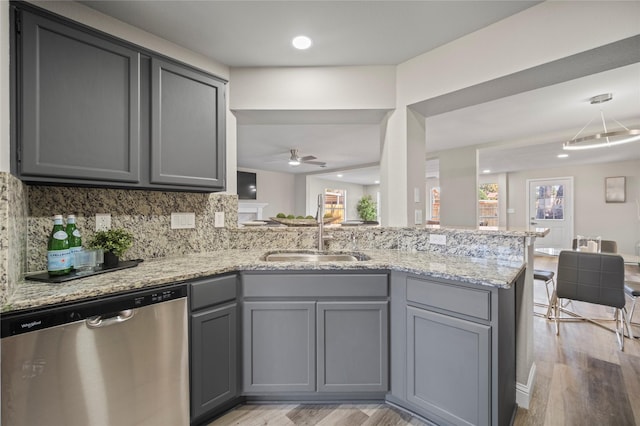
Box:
[288,149,326,167]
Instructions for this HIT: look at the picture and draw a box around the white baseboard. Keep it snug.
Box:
[515,362,537,409]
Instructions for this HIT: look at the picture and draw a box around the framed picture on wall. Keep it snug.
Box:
[605,176,625,203]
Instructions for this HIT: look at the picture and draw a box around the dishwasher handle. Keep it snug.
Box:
[86,309,135,329]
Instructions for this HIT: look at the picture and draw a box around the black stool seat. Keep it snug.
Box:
[625,281,640,297]
[534,269,554,281]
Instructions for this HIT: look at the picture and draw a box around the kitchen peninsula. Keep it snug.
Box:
[3,224,545,426]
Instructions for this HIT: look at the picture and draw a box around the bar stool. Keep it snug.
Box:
[625,281,640,338]
[533,269,555,318]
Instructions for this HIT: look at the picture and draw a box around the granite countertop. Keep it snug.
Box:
[3,249,525,314]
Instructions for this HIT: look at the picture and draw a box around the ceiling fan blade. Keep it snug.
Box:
[299,155,317,162]
[304,160,326,167]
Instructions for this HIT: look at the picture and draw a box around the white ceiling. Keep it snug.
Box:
[79,1,640,183]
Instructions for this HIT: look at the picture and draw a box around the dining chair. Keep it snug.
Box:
[571,238,617,253]
[552,250,632,350]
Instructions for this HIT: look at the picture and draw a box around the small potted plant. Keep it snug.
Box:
[356,195,378,224]
[88,228,134,268]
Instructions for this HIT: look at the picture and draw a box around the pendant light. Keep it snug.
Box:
[563,93,640,150]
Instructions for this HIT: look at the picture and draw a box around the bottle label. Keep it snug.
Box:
[72,229,81,238]
[53,230,68,240]
[48,250,71,272]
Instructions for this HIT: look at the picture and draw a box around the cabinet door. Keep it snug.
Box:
[19,10,140,183]
[151,59,225,189]
[243,301,315,393]
[317,301,388,392]
[191,303,237,419]
[407,306,490,426]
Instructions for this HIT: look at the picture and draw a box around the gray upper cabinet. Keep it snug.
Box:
[13,6,226,192]
[151,59,225,189]
[19,10,140,183]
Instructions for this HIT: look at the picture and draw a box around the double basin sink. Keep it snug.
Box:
[263,251,370,262]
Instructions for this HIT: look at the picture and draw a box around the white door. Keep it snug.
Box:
[527,178,574,249]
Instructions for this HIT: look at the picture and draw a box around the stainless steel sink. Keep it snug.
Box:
[263,252,369,262]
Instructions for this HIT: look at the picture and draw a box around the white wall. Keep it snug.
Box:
[379,0,640,226]
[507,160,640,254]
[306,176,366,221]
[438,146,478,227]
[237,168,295,219]
[230,66,396,110]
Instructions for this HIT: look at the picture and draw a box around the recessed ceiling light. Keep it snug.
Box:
[557,154,569,158]
[374,180,380,184]
[292,35,312,50]
[337,174,343,178]
[482,169,491,174]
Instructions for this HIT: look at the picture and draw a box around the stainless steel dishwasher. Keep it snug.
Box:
[1,284,189,426]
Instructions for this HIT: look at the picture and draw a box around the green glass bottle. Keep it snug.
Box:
[66,214,82,269]
[47,215,71,276]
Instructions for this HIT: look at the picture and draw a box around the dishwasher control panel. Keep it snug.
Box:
[1,284,187,337]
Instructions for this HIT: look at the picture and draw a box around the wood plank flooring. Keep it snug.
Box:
[209,257,640,426]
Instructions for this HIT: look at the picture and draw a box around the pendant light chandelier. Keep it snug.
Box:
[563,93,640,150]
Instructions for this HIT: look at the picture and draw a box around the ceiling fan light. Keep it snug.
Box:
[564,93,640,151]
[288,158,301,166]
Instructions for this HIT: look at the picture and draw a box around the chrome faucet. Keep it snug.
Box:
[316,193,333,251]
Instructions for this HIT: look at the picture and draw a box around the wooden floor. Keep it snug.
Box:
[210,257,640,426]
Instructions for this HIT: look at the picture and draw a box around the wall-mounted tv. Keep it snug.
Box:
[237,171,257,200]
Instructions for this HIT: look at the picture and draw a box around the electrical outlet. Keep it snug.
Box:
[171,212,195,229]
[214,212,225,228]
[95,213,111,231]
[429,234,447,245]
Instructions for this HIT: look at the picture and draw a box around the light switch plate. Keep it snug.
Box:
[414,209,422,225]
[95,213,111,231]
[171,212,195,229]
[214,212,225,228]
[429,234,447,245]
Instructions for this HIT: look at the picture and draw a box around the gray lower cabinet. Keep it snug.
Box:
[190,275,239,424]
[242,272,389,396]
[406,306,490,426]
[317,301,388,392]
[242,301,316,393]
[390,271,519,426]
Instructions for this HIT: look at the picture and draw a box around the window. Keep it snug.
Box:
[478,183,498,227]
[534,184,564,220]
[324,189,346,222]
[430,187,440,221]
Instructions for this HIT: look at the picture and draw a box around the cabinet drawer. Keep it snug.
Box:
[242,274,388,298]
[191,275,237,311]
[406,277,491,321]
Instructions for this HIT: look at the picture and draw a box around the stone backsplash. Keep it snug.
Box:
[231,226,525,262]
[26,186,238,272]
[0,173,28,305]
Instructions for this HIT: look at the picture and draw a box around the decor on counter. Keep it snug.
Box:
[87,228,134,267]
[356,195,377,222]
[269,216,335,227]
[605,176,626,203]
[563,94,640,151]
